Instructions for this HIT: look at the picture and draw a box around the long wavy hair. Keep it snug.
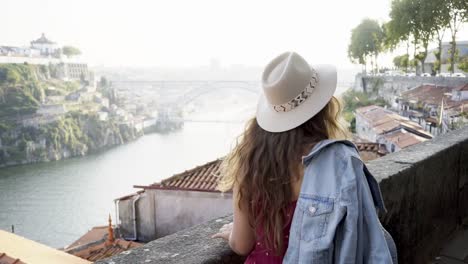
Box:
[217,96,349,255]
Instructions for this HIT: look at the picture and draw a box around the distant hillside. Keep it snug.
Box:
[0,63,79,118]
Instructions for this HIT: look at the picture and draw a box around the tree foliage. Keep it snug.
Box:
[62,46,81,58]
[348,19,385,73]
[384,0,467,74]
[393,54,409,69]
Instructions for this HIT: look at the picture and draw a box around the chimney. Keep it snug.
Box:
[105,214,115,246]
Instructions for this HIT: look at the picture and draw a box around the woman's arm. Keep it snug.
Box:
[212,182,255,256]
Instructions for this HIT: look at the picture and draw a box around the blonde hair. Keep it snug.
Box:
[217,96,349,255]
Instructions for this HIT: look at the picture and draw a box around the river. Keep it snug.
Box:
[0,85,349,248]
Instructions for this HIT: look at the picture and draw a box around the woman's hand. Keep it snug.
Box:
[211,222,233,241]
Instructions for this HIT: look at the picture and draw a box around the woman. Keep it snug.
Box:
[213,52,397,263]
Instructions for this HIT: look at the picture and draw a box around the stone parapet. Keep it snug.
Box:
[98,125,468,264]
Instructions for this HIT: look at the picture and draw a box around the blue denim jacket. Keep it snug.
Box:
[283,140,397,263]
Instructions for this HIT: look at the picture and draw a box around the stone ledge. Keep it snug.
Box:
[96,215,245,264]
[99,126,468,264]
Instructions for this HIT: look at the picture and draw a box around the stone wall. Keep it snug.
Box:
[99,125,468,264]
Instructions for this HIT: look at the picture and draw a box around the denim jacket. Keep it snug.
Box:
[283,140,397,263]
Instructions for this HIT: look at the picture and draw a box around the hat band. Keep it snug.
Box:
[272,72,318,113]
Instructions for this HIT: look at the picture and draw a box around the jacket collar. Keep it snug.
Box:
[302,139,357,165]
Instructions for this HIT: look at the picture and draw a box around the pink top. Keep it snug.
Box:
[244,201,297,264]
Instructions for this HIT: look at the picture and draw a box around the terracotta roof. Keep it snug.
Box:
[68,239,142,262]
[0,230,90,264]
[133,141,391,194]
[402,84,451,104]
[135,159,223,193]
[65,226,109,250]
[382,129,428,149]
[356,105,432,138]
[65,217,143,262]
[355,142,388,161]
[0,253,26,264]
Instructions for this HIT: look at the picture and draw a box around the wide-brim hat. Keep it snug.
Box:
[256,51,337,132]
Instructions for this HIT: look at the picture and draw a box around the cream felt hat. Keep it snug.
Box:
[256,51,337,132]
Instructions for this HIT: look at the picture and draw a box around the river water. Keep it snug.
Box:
[0,85,348,248]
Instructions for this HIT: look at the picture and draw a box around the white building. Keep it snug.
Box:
[115,159,232,242]
[30,33,59,56]
[452,84,468,101]
[423,41,468,74]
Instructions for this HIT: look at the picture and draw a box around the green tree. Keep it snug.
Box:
[393,54,409,70]
[6,69,20,84]
[62,46,81,58]
[385,0,413,72]
[348,19,385,74]
[446,0,468,73]
[431,0,451,73]
[458,57,468,72]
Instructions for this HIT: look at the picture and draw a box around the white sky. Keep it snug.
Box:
[2,0,467,68]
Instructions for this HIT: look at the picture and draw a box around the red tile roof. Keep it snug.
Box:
[65,220,142,262]
[401,84,454,106]
[0,253,26,264]
[133,142,390,193]
[65,226,109,250]
[67,239,142,262]
[382,129,428,149]
[135,159,223,193]
[356,142,388,159]
[356,105,432,138]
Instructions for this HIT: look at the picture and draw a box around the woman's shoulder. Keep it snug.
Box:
[303,139,360,166]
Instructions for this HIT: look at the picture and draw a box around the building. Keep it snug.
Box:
[0,230,90,264]
[355,142,388,161]
[1,34,92,82]
[398,84,468,135]
[116,159,232,242]
[423,40,468,74]
[115,142,387,243]
[452,83,468,101]
[64,215,142,262]
[63,63,89,80]
[30,33,59,56]
[356,105,432,152]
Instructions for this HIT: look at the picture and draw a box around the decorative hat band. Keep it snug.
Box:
[272,70,318,113]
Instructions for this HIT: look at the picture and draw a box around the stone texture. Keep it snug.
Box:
[100,126,468,264]
[368,126,468,263]
[96,215,245,264]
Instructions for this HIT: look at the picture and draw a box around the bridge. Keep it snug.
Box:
[111,79,353,125]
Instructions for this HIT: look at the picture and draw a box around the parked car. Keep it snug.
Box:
[406,73,416,77]
[436,72,451,77]
[421,73,431,77]
[451,73,466,77]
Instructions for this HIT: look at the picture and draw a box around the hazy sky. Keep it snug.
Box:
[2,0,467,68]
